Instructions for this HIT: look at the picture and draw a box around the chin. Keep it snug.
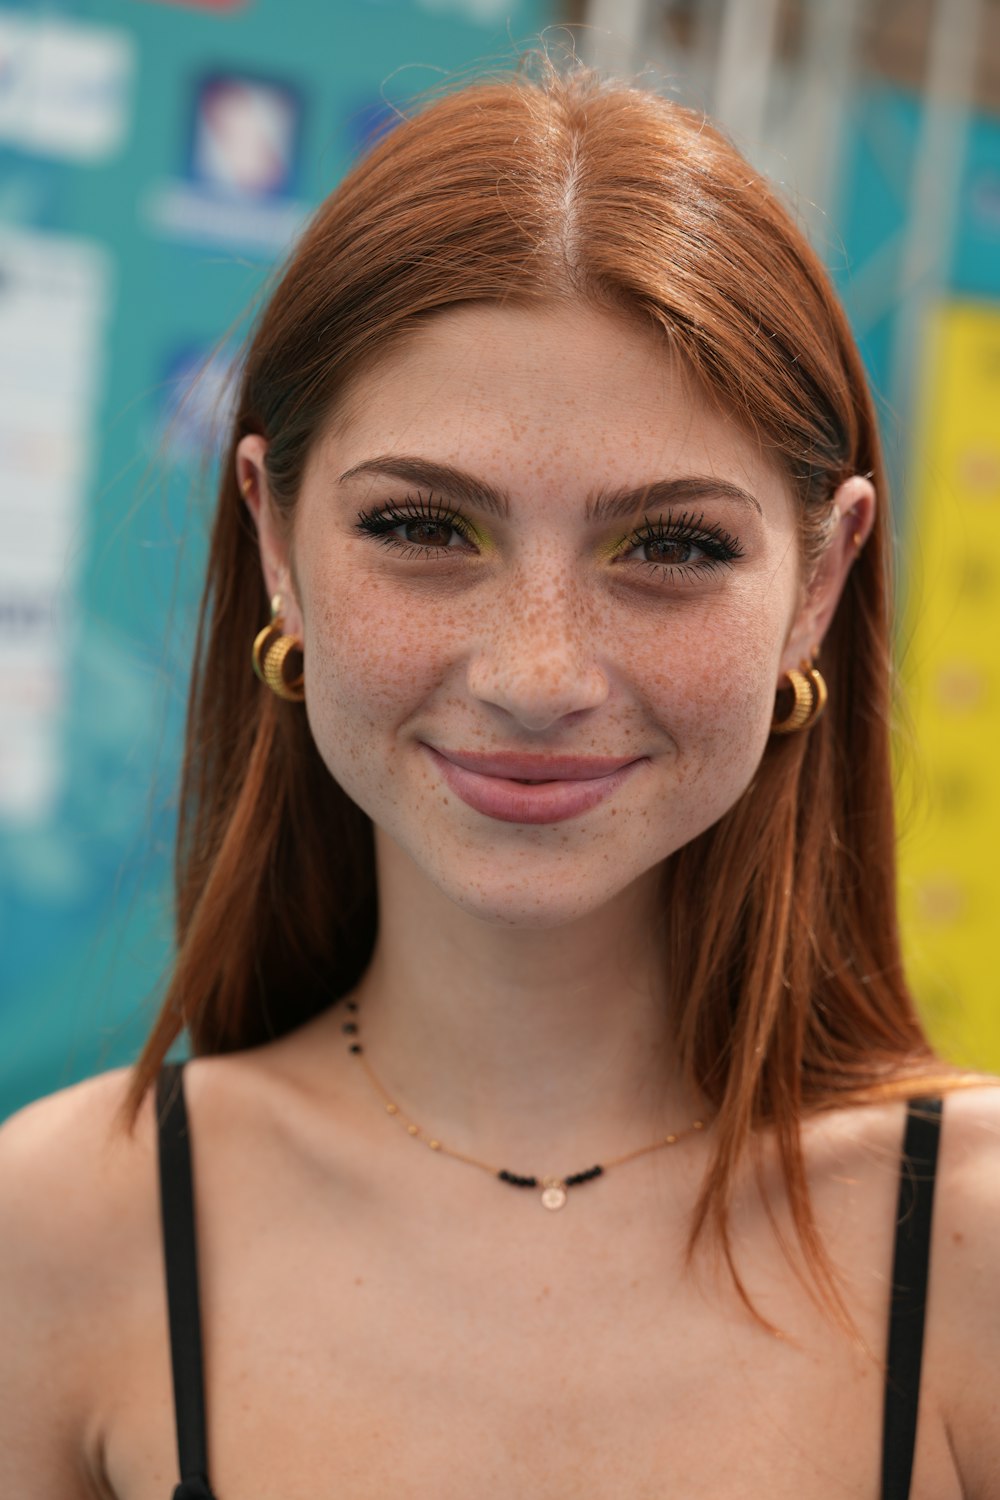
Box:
[440,882,620,930]
[383,826,676,930]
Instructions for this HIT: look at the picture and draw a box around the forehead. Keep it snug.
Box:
[311,301,792,514]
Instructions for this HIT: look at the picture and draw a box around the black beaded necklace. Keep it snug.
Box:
[343,1001,706,1210]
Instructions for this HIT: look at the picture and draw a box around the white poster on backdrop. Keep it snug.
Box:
[0,228,112,824]
[0,11,133,164]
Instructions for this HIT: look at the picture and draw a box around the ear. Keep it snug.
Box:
[236,433,303,636]
[780,474,876,672]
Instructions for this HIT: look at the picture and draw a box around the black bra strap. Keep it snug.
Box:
[881,1095,943,1500]
[156,1063,212,1493]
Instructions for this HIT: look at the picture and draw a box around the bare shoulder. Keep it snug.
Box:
[935,1082,1000,1269]
[0,1064,161,1332]
[930,1083,1000,1498]
[0,1066,158,1254]
[0,1069,160,1498]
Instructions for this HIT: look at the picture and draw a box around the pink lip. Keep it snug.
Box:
[423,745,645,825]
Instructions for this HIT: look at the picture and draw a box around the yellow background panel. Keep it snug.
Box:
[896,300,1000,1068]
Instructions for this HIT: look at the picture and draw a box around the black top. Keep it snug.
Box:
[155,1065,944,1500]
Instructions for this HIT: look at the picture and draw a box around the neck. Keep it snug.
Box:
[346,833,701,1173]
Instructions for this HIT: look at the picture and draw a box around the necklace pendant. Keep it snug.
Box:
[541,1179,568,1211]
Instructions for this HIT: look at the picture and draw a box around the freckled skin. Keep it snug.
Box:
[282,302,803,928]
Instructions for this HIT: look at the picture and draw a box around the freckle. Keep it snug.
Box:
[354,1276,364,1286]
[952,1230,964,1245]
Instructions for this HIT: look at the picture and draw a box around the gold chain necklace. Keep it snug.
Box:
[342,1002,706,1211]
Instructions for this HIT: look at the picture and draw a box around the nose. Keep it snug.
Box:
[466,572,610,733]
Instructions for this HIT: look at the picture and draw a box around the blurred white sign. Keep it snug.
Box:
[0,228,112,823]
[0,11,133,164]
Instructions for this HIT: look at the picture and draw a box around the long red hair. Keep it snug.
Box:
[125,60,970,1320]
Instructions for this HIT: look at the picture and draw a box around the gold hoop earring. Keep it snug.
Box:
[770,662,828,734]
[799,663,828,731]
[251,594,283,682]
[251,594,305,702]
[771,668,813,734]
[262,633,305,701]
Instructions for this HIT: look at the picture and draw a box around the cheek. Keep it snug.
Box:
[634,597,787,769]
[298,567,459,752]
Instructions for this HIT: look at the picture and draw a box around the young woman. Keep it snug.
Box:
[2,62,998,1500]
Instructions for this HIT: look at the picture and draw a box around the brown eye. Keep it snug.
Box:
[354,497,478,556]
[642,538,695,565]
[404,520,455,547]
[616,511,744,579]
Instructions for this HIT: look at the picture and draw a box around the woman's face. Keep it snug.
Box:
[248,302,849,927]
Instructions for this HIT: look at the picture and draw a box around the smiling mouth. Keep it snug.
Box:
[421,745,646,825]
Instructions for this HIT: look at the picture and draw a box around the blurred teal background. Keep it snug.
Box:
[0,0,553,1116]
[2,1,999,1119]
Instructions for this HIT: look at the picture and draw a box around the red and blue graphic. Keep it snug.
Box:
[187,72,303,200]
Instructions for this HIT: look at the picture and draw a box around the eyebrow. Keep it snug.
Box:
[337,455,763,521]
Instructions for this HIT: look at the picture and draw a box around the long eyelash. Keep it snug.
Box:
[623,509,745,570]
[353,492,474,551]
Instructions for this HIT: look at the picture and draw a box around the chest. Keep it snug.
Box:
[95,1185,961,1500]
